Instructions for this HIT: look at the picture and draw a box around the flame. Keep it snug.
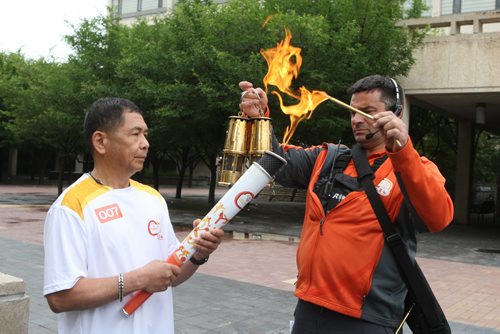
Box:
[260,29,302,98]
[260,29,328,144]
[272,88,328,144]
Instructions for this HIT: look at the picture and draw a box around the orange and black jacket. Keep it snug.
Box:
[273,138,453,327]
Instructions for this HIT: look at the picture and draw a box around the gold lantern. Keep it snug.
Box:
[218,115,273,187]
[248,116,272,165]
[218,116,249,186]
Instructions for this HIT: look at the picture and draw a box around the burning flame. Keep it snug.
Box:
[260,29,328,144]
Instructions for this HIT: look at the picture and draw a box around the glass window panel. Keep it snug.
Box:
[224,155,233,169]
[122,0,138,14]
[441,0,453,15]
[422,0,432,17]
[462,0,495,13]
[142,0,160,11]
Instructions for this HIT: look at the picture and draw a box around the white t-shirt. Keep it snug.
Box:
[44,174,180,334]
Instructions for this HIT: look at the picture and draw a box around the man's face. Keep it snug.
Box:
[104,111,149,176]
[350,89,387,147]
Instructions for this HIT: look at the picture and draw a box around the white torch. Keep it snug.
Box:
[122,150,286,316]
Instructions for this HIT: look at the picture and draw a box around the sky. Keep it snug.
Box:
[0,0,108,61]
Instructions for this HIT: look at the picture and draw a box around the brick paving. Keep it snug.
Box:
[1,184,500,333]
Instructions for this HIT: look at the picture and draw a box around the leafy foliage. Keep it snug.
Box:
[6,0,483,202]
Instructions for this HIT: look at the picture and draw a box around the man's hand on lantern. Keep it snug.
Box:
[372,111,409,152]
[238,81,268,117]
[191,219,224,260]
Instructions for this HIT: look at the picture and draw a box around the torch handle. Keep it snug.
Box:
[122,290,152,316]
[122,253,181,316]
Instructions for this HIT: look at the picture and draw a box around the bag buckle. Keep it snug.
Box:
[386,233,402,244]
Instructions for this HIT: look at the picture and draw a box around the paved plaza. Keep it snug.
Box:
[0,184,499,333]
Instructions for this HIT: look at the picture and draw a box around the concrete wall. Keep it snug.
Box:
[403,32,500,94]
[0,273,29,334]
[398,12,500,224]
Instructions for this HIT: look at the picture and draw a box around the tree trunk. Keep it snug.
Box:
[175,168,186,199]
[38,153,47,185]
[175,147,190,199]
[57,155,64,196]
[188,164,194,188]
[208,153,217,207]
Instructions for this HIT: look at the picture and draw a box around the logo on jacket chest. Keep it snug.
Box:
[376,178,393,197]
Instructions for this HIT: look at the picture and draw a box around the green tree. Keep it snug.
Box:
[112,0,427,203]
[65,13,126,99]
[114,0,274,203]
[64,12,132,177]
[0,52,29,180]
[5,59,86,193]
[254,0,427,146]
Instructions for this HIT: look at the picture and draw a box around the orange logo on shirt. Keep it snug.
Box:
[95,203,123,223]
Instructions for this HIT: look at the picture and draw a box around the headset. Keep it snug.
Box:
[365,77,403,140]
[389,77,403,116]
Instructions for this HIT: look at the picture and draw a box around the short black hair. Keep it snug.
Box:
[84,97,142,153]
[347,75,404,113]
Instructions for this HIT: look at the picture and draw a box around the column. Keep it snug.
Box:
[454,119,473,224]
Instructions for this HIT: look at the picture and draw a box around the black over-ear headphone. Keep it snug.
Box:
[389,78,403,116]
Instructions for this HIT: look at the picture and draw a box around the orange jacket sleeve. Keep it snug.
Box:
[388,138,454,232]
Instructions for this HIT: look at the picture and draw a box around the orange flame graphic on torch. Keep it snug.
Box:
[260,29,329,144]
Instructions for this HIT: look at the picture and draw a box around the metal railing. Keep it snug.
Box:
[398,11,500,35]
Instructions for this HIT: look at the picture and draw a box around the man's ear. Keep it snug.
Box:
[92,131,107,155]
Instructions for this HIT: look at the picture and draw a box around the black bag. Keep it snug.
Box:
[402,265,451,334]
[351,144,451,334]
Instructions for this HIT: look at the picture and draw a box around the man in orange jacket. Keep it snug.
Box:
[240,75,453,333]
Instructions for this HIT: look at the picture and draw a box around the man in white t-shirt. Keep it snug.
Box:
[43,97,224,334]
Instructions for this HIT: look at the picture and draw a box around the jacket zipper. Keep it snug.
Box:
[319,216,325,235]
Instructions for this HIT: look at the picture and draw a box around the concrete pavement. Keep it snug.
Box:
[1,184,500,333]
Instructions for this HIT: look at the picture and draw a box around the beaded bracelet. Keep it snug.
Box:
[118,273,124,302]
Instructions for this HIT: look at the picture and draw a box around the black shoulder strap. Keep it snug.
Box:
[395,172,429,233]
[351,144,448,332]
[315,143,350,198]
[321,143,349,177]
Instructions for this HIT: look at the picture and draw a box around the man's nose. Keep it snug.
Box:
[351,112,365,124]
[141,135,150,149]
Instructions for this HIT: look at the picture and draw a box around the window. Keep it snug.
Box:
[441,0,454,15]
[142,0,160,11]
[122,0,139,14]
[461,0,495,13]
[110,0,122,14]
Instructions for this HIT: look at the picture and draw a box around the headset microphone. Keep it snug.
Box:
[365,131,378,140]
